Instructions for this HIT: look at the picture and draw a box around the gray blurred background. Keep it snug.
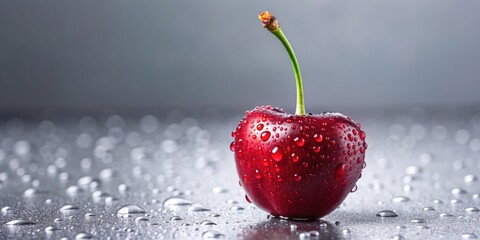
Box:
[1,0,480,113]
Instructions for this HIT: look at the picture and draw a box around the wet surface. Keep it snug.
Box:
[0,107,479,239]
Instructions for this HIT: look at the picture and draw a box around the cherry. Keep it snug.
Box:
[230,11,367,219]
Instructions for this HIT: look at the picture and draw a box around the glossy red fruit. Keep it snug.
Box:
[231,105,367,219]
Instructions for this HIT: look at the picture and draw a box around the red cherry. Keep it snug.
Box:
[231,12,367,219]
[232,106,367,219]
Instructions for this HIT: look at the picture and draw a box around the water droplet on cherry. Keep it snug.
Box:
[313,146,321,153]
[294,174,302,182]
[314,133,323,143]
[294,137,305,147]
[291,153,299,162]
[359,131,366,140]
[230,142,235,151]
[261,131,271,141]
[335,163,346,182]
[271,147,283,161]
[256,124,264,131]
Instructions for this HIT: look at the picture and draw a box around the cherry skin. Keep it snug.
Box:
[231,105,367,219]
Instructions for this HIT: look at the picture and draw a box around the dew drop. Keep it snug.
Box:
[313,146,321,153]
[163,197,193,206]
[202,230,225,239]
[271,147,283,161]
[59,205,79,212]
[75,233,94,239]
[335,164,346,182]
[376,210,398,217]
[462,233,478,239]
[256,124,264,131]
[293,137,305,147]
[188,204,210,212]
[229,142,235,152]
[291,153,299,163]
[410,218,425,223]
[201,220,217,225]
[260,131,271,141]
[451,187,467,195]
[5,219,36,225]
[135,216,149,223]
[359,131,366,140]
[464,174,477,183]
[391,196,410,203]
[23,188,48,197]
[45,226,60,232]
[2,206,13,214]
[350,184,358,193]
[245,195,252,203]
[465,207,480,212]
[116,204,146,216]
[294,174,302,182]
[313,133,323,143]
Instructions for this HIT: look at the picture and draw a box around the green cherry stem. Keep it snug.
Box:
[259,11,305,115]
[272,29,305,115]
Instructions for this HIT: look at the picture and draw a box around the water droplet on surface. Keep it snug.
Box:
[2,206,13,214]
[410,218,425,223]
[135,216,149,223]
[116,204,146,216]
[45,226,60,232]
[66,186,84,196]
[351,185,358,192]
[271,147,283,161]
[464,174,478,183]
[23,188,48,197]
[212,186,227,194]
[6,219,36,225]
[312,146,321,153]
[256,124,264,131]
[440,213,453,217]
[260,131,271,141]
[451,187,467,195]
[202,230,225,239]
[376,210,398,217]
[229,142,235,151]
[405,165,422,175]
[451,199,463,204]
[231,206,244,211]
[423,207,435,211]
[59,205,79,212]
[391,234,405,240]
[462,233,478,239]
[299,230,320,239]
[163,197,193,206]
[188,204,210,212]
[201,220,216,225]
[170,216,182,221]
[75,233,94,239]
[465,207,480,212]
[391,196,410,203]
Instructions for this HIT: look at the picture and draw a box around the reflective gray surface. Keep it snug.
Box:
[0,108,479,239]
